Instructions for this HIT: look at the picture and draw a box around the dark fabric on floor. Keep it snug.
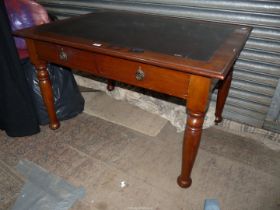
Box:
[0,1,39,137]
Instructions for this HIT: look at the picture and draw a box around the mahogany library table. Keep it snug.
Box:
[14,10,251,188]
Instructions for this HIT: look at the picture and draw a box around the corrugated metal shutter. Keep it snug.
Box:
[38,0,280,131]
[264,79,280,133]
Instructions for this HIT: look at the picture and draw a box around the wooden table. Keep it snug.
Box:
[14,10,251,188]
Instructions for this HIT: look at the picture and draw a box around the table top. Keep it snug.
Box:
[14,10,252,79]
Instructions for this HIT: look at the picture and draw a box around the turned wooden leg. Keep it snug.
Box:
[36,63,60,129]
[177,75,212,188]
[177,111,205,187]
[107,80,115,91]
[26,39,60,130]
[215,70,233,124]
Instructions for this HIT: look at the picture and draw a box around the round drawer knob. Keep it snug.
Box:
[135,67,145,81]
[59,49,68,61]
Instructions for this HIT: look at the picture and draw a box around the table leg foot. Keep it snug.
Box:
[214,116,223,125]
[49,122,60,130]
[107,80,115,91]
[177,175,192,188]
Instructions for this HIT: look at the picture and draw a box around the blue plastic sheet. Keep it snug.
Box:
[12,160,85,210]
[204,199,221,210]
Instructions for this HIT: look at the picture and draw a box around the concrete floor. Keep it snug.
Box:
[0,112,279,210]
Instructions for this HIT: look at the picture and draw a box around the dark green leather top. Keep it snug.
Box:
[38,10,238,61]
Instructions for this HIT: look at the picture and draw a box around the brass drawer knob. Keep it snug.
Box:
[59,49,68,61]
[135,67,145,81]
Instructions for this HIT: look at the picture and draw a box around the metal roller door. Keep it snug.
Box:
[37,0,280,132]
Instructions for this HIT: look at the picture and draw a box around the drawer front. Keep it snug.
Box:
[96,55,190,99]
[35,41,98,74]
[34,41,189,99]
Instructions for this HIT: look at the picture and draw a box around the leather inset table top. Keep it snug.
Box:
[36,11,237,61]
